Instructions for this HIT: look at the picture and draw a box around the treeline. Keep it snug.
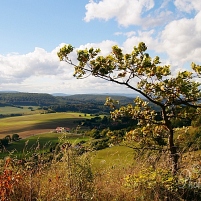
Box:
[0,92,58,106]
[49,103,110,114]
[0,92,161,115]
[0,134,20,149]
[0,92,137,115]
[0,93,135,105]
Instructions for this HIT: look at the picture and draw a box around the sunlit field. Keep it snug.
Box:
[0,106,40,115]
[0,112,90,138]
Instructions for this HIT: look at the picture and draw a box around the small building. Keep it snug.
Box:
[55,127,70,133]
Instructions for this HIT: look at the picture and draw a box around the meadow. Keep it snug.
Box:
[0,108,134,168]
[1,108,201,200]
[0,112,89,138]
[0,106,40,115]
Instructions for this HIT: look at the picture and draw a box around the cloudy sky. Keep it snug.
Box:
[0,0,201,94]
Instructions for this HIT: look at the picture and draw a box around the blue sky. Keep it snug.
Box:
[0,0,201,94]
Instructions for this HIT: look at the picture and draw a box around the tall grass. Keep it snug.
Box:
[1,142,201,200]
[0,142,94,201]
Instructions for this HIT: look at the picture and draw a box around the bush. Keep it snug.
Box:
[176,127,201,151]
[12,134,20,141]
[123,166,201,201]
[90,138,109,150]
[0,144,94,201]
[0,138,10,148]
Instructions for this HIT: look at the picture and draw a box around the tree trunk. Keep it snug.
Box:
[168,128,179,175]
[162,108,179,174]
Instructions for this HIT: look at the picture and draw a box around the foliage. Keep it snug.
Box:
[1,137,201,200]
[191,113,201,127]
[4,135,11,142]
[88,128,101,139]
[0,93,134,116]
[0,92,58,106]
[12,134,20,141]
[58,42,201,173]
[90,138,109,150]
[0,138,9,148]
[0,139,94,201]
[123,165,201,201]
[176,127,201,151]
[0,135,12,150]
[0,158,23,201]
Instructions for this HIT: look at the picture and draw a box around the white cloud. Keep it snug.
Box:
[0,47,64,83]
[174,0,201,13]
[78,40,118,56]
[114,31,136,38]
[84,0,173,28]
[0,45,76,93]
[122,29,159,53]
[160,11,201,64]
[0,41,132,94]
[1,0,201,94]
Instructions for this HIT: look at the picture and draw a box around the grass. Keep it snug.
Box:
[0,132,90,159]
[0,112,90,138]
[91,145,134,171]
[2,110,201,200]
[0,106,41,115]
[0,111,93,159]
[1,133,201,200]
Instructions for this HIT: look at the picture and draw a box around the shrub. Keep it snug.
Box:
[0,142,94,201]
[12,134,20,141]
[90,138,109,150]
[0,138,9,148]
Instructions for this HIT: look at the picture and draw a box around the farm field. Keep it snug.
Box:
[0,132,90,159]
[1,131,135,169]
[0,106,40,115]
[0,112,90,139]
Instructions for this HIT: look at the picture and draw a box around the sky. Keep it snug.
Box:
[0,0,201,95]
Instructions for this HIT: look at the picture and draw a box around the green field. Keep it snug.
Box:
[0,106,41,115]
[0,112,93,159]
[0,110,134,168]
[0,112,90,138]
[91,145,134,170]
[0,132,90,159]
[1,130,134,169]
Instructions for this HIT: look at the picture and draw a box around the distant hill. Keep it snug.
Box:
[0,92,59,106]
[65,94,134,105]
[0,92,142,106]
[0,92,160,115]
[0,91,19,93]
[100,93,143,98]
[51,92,142,98]
[51,93,71,97]
[0,92,135,106]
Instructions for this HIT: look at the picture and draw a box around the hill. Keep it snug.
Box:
[64,94,134,104]
[0,92,135,106]
[0,92,161,115]
[0,92,139,116]
[0,92,59,106]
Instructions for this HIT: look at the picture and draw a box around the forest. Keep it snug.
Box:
[0,92,137,116]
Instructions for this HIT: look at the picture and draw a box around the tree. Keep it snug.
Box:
[4,135,11,143]
[58,42,201,174]
[12,134,20,141]
[0,138,9,148]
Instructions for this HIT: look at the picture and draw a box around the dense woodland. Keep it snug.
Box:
[0,92,138,116]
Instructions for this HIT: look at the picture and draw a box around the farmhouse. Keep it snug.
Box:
[55,127,70,133]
